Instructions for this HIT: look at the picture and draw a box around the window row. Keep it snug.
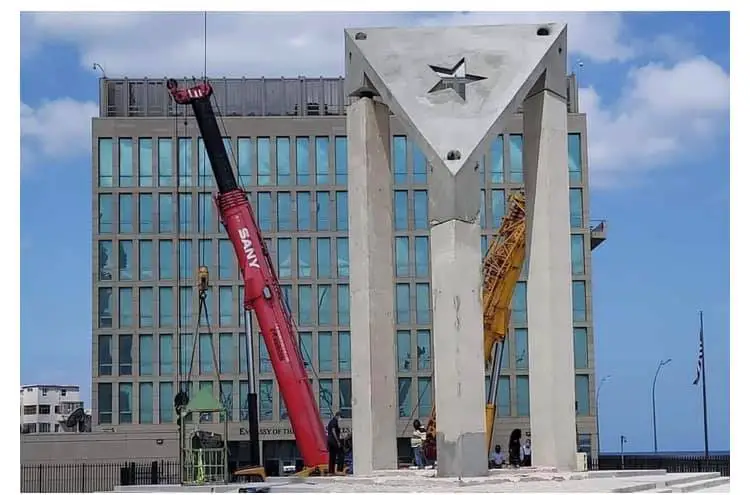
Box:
[98,134,584,190]
[97,187,587,235]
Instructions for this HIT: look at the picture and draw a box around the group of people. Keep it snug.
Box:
[489,429,532,468]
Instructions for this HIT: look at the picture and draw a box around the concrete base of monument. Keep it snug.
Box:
[113,468,729,493]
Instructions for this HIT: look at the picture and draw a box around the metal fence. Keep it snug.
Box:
[590,454,730,477]
[20,460,180,493]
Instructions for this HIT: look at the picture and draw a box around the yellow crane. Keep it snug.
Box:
[424,192,526,461]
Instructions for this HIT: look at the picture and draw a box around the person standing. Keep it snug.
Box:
[411,419,427,468]
[521,438,532,467]
[508,429,522,468]
[327,411,343,475]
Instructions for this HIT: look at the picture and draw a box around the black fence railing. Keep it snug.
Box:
[589,454,730,477]
[20,460,181,493]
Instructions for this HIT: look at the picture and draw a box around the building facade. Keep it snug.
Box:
[92,76,605,472]
[20,384,87,433]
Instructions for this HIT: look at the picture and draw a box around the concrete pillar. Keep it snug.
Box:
[523,74,578,471]
[346,96,398,474]
[430,218,488,478]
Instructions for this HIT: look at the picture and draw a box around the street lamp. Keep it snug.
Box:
[651,358,672,453]
[595,374,611,457]
[620,435,627,469]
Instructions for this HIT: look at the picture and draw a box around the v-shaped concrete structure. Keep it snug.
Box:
[345,23,577,478]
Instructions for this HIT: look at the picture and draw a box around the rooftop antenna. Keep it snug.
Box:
[92,62,107,78]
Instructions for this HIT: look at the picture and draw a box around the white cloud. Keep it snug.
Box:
[20,98,98,168]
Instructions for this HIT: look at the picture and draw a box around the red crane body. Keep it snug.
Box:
[167,80,329,470]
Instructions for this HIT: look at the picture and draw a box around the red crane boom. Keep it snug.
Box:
[167,79,329,472]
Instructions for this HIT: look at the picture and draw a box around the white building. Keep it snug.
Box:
[20,385,89,433]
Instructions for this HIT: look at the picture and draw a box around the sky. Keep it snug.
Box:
[19,11,730,454]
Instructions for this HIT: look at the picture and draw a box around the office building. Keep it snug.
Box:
[20,384,88,433]
[92,75,605,472]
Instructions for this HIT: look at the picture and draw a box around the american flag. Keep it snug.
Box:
[693,327,705,386]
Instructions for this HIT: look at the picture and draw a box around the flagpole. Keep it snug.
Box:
[700,310,709,466]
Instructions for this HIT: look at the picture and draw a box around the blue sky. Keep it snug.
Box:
[19,11,730,454]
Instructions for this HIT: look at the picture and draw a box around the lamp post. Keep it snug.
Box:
[651,358,672,453]
[595,374,611,458]
[620,435,627,469]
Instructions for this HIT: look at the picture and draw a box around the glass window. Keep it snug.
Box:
[198,381,214,422]
[318,332,333,372]
[219,287,233,327]
[197,193,213,234]
[573,281,587,322]
[490,135,504,183]
[273,238,291,279]
[297,191,311,231]
[335,192,348,231]
[98,240,114,281]
[315,136,329,184]
[158,287,174,326]
[139,240,153,281]
[177,138,192,186]
[496,376,511,416]
[238,137,252,185]
[180,334,194,375]
[339,378,352,418]
[98,288,113,328]
[336,238,349,278]
[159,240,173,280]
[298,238,312,278]
[394,191,408,231]
[139,288,154,327]
[396,283,410,324]
[158,193,173,233]
[414,236,429,277]
[491,189,505,228]
[318,285,332,325]
[220,380,233,421]
[395,237,409,277]
[315,191,330,231]
[516,375,530,416]
[197,138,213,187]
[159,334,173,375]
[574,327,588,369]
[178,193,192,232]
[99,194,113,233]
[337,284,350,325]
[138,382,153,424]
[416,329,431,370]
[118,138,134,187]
[119,194,133,233]
[418,377,432,418]
[398,377,412,418]
[397,330,411,372]
[480,188,486,228]
[575,374,590,415]
[257,192,272,231]
[139,193,153,233]
[293,136,311,185]
[275,137,291,185]
[98,335,112,376]
[179,240,192,280]
[259,380,273,420]
[570,188,584,228]
[139,335,153,376]
[568,133,583,183]
[298,332,313,371]
[98,383,113,424]
[138,138,153,187]
[393,136,407,184]
[199,287,213,326]
[159,382,173,423]
[319,379,334,419]
[515,328,528,369]
[218,333,233,374]
[98,138,114,187]
[316,238,332,278]
[416,283,431,324]
[298,285,313,325]
[509,134,523,183]
[118,288,133,327]
[118,334,133,376]
[334,136,347,184]
[482,235,488,258]
[199,334,213,375]
[239,381,249,421]
[338,331,351,372]
[119,240,132,281]
[257,137,272,185]
[512,281,527,325]
[199,239,212,268]
[413,140,427,184]
[414,191,428,229]
[277,192,293,231]
[571,234,585,275]
[219,240,234,280]
[157,138,172,187]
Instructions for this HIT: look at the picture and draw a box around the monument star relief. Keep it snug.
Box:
[427,57,487,100]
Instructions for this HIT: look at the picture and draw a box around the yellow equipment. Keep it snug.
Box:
[424,192,526,461]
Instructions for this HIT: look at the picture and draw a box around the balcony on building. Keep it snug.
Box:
[590,220,607,250]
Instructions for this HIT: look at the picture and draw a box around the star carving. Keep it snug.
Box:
[427,58,487,101]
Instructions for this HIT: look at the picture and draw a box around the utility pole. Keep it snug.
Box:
[651,358,672,453]
[595,375,611,458]
[699,311,709,467]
